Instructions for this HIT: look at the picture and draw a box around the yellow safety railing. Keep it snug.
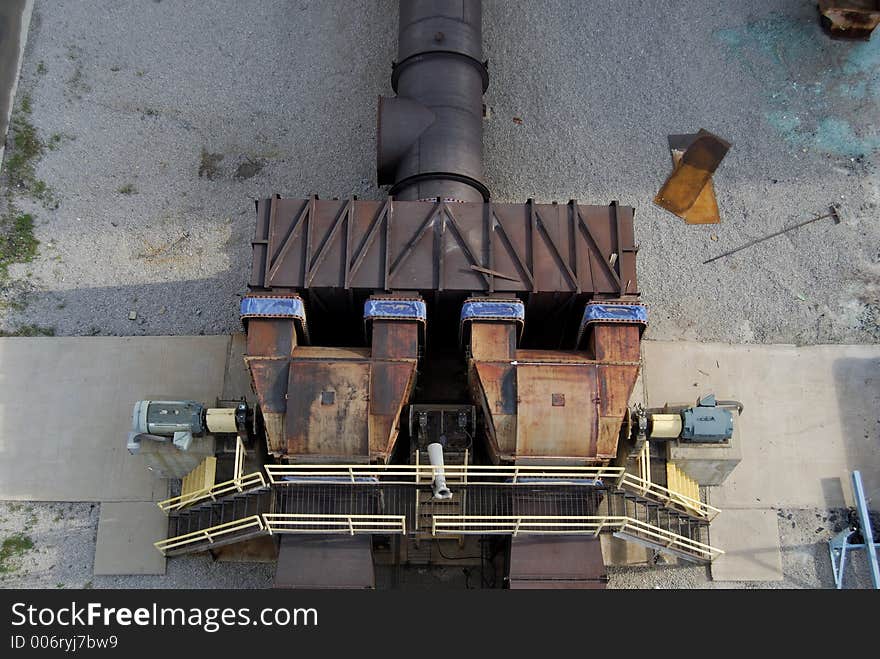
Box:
[158,435,268,512]
[615,517,722,561]
[154,515,265,555]
[431,514,723,562]
[157,471,267,512]
[263,514,406,536]
[266,463,716,518]
[265,463,625,485]
[620,473,720,520]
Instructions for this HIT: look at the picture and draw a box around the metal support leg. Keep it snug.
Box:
[852,471,879,589]
[828,529,860,589]
[828,471,878,589]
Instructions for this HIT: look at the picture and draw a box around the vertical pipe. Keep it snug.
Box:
[378,0,488,202]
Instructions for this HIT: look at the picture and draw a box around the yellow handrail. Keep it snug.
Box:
[620,473,720,520]
[154,515,265,554]
[263,513,407,536]
[265,463,624,485]
[157,472,267,512]
[431,514,723,561]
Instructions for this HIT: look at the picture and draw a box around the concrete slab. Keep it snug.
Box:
[601,534,650,566]
[642,341,880,510]
[0,0,33,165]
[0,335,230,501]
[710,509,782,581]
[93,501,166,575]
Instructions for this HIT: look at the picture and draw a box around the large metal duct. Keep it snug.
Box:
[377,0,488,202]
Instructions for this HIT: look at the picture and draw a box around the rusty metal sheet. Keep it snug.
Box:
[274,535,374,589]
[290,346,371,360]
[245,318,296,357]
[819,0,880,39]
[508,536,607,589]
[368,360,417,461]
[588,323,641,363]
[514,364,599,460]
[286,359,370,459]
[245,357,289,455]
[667,135,720,224]
[370,320,419,360]
[654,130,730,224]
[249,199,637,297]
[469,322,516,361]
[515,349,595,363]
[471,362,517,459]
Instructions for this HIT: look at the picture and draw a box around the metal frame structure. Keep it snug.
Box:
[829,471,880,589]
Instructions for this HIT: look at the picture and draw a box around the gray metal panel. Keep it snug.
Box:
[508,536,607,588]
[274,535,375,589]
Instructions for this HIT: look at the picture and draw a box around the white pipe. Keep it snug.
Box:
[427,442,453,500]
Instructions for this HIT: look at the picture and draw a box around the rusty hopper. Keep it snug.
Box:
[137,0,737,590]
[244,0,645,468]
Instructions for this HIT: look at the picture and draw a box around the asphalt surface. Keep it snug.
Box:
[0,0,877,343]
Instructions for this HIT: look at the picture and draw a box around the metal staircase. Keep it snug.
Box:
[153,462,722,564]
[157,487,273,556]
[601,489,713,563]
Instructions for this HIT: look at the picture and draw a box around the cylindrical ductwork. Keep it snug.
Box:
[377,0,488,202]
[427,442,453,499]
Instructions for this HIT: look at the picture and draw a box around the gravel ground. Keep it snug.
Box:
[0,502,274,589]
[0,1,878,589]
[0,0,877,342]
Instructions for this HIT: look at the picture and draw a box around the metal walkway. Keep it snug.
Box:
[154,464,722,563]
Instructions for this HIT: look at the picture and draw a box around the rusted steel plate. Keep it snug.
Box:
[469,322,516,361]
[508,536,607,589]
[588,323,641,363]
[250,199,637,296]
[245,357,289,455]
[245,318,296,357]
[470,322,640,463]
[667,134,720,224]
[290,346,371,360]
[819,0,880,39]
[654,130,730,223]
[370,320,419,360]
[286,359,370,459]
[274,535,374,589]
[515,349,596,363]
[514,364,599,460]
[369,360,417,461]
[471,361,517,459]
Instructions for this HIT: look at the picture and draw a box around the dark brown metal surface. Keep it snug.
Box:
[286,359,371,460]
[250,198,638,296]
[515,364,600,460]
[508,536,607,589]
[244,318,298,455]
[274,535,375,589]
[819,0,880,39]
[468,317,641,465]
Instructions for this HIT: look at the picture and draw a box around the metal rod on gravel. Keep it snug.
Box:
[703,205,842,264]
